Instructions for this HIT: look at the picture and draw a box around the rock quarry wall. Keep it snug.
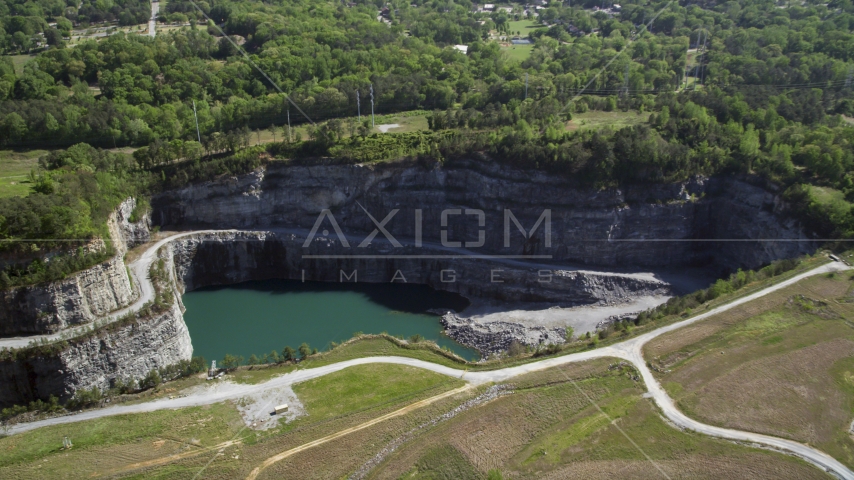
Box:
[170,230,669,306]
[0,245,192,406]
[0,198,145,336]
[152,158,813,271]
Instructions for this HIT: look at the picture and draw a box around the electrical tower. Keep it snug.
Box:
[370,84,375,128]
[192,100,201,143]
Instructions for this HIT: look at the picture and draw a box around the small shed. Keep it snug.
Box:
[274,404,289,414]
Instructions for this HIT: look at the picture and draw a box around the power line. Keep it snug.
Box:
[185,0,317,129]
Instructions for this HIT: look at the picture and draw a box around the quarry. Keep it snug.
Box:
[0,157,815,407]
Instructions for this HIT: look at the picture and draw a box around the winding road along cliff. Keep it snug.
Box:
[4,229,851,480]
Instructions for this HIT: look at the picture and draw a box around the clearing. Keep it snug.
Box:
[501,43,534,62]
[0,149,45,198]
[5,54,35,75]
[567,110,651,131]
[644,272,854,468]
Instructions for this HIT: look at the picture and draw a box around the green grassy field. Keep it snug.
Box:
[501,43,534,61]
[293,364,463,422]
[0,149,44,198]
[0,402,245,478]
[375,360,830,479]
[5,54,35,75]
[507,19,539,35]
[0,364,464,478]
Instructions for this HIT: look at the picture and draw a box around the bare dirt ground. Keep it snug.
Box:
[235,385,305,431]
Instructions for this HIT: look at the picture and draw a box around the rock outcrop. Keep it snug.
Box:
[169,230,669,307]
[0,246,192,406]
[0,200,143,336]
[152,158,813,271]
[0,301,191,405]
[115,197,152,248]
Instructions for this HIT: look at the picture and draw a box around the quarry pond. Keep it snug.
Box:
[182,279,480,362]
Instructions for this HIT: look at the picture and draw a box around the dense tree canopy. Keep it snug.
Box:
[0,0,853,285]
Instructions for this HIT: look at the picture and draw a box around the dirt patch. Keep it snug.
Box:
[235,385,305,430]
[677,339,854,443]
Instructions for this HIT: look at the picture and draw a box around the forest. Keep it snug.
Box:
[0,0,853,286]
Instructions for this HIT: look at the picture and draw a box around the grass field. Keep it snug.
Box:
[501,43,534,62]
[0,402,245,479]
[0,149,44,198]
[507,19,539,35]
[567,110,651,131]
[5,54,35,75]
[370,360,830,479]
[292,364,463,423]
[644,272,854,468]
[0,364,465,479]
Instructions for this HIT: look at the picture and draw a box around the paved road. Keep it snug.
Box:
[149,0,159,38]
[3,228,851,478]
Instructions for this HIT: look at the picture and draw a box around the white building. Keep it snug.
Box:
[454,45,469,54]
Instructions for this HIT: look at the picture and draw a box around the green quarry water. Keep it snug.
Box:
[182,279,479,363]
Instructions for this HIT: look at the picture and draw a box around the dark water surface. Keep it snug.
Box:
[182,279,478,362]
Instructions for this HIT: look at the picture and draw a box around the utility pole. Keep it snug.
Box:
[192,100,201,143]
[525,73,528,99]
[845,67,853,88]
[370,83,375,129]
[356,89,361,122]
[287,109,291,142]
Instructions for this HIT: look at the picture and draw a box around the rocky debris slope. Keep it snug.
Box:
[0,199,145,336]
[153,158,812,270]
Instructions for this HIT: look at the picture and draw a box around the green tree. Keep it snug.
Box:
[298,342,311,359]
[282,345,296,362]
[222,354,243,370]
[140,369,162,389]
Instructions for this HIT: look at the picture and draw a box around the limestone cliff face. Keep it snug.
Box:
[170,231,669,307]
[0,302,191,405]
[115,197,152,248]
[0,246,191,407]
[152,159,812,271]
[0,200,144,336]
